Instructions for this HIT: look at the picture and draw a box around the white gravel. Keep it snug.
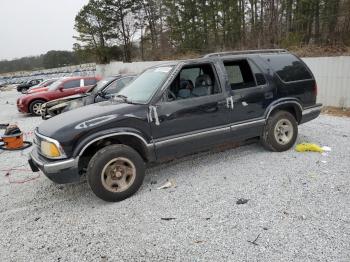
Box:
[0,89,349,262]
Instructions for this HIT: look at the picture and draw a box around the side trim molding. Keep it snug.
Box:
[154,118,266,146]
[265,99,303,119]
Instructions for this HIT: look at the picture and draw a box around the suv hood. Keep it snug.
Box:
[37,100,146,143]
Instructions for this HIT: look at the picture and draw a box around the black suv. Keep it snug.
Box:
[28,49,322,202]
[16,78,43,93]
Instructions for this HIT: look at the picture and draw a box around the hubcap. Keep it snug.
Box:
[274,119,293,145]
[101,157,136,193]
[33,103,43,115]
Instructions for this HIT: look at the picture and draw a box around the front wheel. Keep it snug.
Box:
[87,144,145,202]
[261,110,298,152]
[29,100,46,116]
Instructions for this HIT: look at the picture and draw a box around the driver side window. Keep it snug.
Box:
[164,63,221,102]
[104,77,133,95]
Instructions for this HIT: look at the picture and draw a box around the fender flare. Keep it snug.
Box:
[73,127,153,158]
[264,98,303,122]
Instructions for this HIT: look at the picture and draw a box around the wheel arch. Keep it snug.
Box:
[76,131,154,173]
[28,98,48,112]
[265,99,302,123]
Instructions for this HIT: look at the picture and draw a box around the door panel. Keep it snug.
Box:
[230,84,273,122]
[151,93,232,159]
[223,59,274,123]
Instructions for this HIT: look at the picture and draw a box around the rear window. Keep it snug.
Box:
[261,54,312,82]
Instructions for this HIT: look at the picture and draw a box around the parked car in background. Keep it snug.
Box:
[16,79,43,93]
[27,78,58,94]
[17,76,100,116]
[28,49,322,202]
[41,75,136,119]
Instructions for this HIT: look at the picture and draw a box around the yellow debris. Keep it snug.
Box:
[295,143,324,153]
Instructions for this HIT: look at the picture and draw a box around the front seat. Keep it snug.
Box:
[177,79,193,99]
[192,74,213,97]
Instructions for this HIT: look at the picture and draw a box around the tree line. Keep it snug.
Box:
[2,0,349,74]
[74,0,350,63]
[0,50,94,74]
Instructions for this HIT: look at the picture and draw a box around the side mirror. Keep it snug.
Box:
[58,87,64,92]
[97,91,106,98]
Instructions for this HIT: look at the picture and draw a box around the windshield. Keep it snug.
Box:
[48,80,63,91]
[90,77,116,94]
[118,66,173,103]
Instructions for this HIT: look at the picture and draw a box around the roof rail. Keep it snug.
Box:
[203,49,288,58]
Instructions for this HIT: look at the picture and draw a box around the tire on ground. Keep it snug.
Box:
[29,100,46,116]
[261,110,298,152]
[87,144,145,202]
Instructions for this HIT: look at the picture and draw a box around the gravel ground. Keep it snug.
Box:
[0,89,349,262]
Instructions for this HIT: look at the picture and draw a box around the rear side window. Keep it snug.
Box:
[249,61,266,85]
[84,78,98,86]
[63,80,80,89]
[224,60,256,90]
[261,54,312,82]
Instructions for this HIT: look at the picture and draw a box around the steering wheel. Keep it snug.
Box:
[167,90,177,101]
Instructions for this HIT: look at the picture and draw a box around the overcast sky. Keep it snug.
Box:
[0,0,88,60]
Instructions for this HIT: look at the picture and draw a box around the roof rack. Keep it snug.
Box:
[203,49,288,58]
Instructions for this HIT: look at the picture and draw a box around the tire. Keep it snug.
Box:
[261,110,298,152]
[29,100,46,116]
[87,144,145,202]
[21,88,28,94]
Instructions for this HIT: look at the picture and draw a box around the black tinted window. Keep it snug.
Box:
[261,54,312,82]
[63,80,80,89]
[84,79,97,86]
[249,61,266,85]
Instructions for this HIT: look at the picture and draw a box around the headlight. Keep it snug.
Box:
[41,141,61,158]
[35,130,67,159]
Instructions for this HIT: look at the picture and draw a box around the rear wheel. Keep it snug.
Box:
[87,144,145,202]
[29,100,46,116]
[261,110,298,152]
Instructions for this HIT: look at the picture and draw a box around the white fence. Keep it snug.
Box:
[302,57,350,107]
[96,56,350,108]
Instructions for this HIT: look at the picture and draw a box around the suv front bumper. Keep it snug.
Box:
[300,104,322,124]
[28,147,80,184]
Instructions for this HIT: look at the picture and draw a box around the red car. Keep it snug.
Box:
[17,76,100,116]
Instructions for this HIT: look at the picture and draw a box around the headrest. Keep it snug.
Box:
[195,74,212,87]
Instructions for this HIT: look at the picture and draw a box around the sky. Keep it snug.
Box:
[0,0,89,60]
